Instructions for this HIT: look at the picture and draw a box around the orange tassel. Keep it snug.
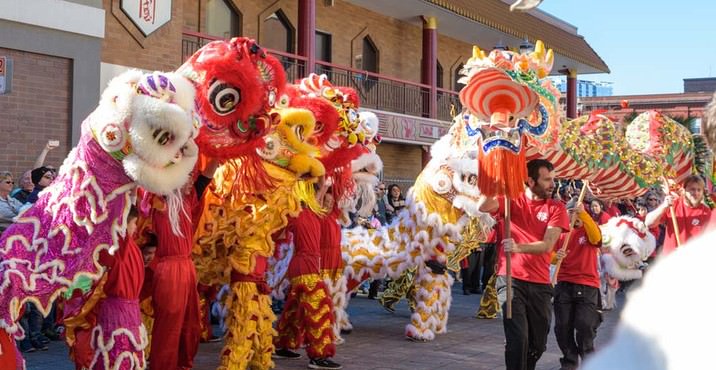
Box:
[478,145,527,199]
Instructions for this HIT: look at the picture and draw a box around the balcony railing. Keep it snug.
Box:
[181,31,461,122]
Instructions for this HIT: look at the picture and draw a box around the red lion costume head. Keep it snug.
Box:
[178,37,286,190]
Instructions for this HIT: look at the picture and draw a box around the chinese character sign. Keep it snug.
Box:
[120,0,172,36]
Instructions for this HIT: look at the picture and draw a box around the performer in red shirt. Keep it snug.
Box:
[274,205,341,370]
[317,186,347,345]
[66,206,147,369]
[480,159,570,370]
[553,201,602,370]
[148,168,214,370]
[646,175,713,256]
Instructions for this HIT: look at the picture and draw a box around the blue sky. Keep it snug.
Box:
[540,0,716,95]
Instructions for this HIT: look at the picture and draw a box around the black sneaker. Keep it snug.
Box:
[18,339,36,353]
[308,358,343,369]
[37,334,51,344]
[31,338,48,351]
[273,348,301,359]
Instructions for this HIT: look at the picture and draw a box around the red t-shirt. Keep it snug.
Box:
[496,194,570,284]
[320,213,343,271]
[660,197,713,255]
[593,212,612,225]
[287,208,322,278]
[556,228,601,288]
[605,204,621,218]
[99,237,145,299]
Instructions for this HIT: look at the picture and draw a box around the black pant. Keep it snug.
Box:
[496,276,553,370]
[553,281,601,370]
[480,243,496,290]
[461,250,481,292]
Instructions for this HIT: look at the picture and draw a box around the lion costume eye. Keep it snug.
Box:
[208,80,241,116]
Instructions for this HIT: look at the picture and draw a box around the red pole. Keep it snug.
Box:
[566,69,577,119]
[298,0,316,76]
[421,16,438,119]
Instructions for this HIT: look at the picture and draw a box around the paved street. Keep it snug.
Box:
[23,286,622,370]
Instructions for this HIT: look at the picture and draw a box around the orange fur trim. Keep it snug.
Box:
[478,146,527,199]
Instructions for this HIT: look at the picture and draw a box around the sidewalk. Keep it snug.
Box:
[24,286,622,370]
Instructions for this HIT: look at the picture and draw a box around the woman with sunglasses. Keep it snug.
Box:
[0,171,23,233]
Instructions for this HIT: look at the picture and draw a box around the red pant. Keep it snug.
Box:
[149,256,201,370]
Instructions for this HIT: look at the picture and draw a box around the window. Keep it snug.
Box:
[315,31,331,62]
[205,0,241,39]
[362,36,378,73]
[263,10,294,53]
[436,60,443,89]
[315,31,332,76]
[453,63,465,92]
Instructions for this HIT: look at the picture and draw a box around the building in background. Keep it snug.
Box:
[551,77,613,97]
[684,77,716,93]
[0,0,104,177]
[1,0,608,187]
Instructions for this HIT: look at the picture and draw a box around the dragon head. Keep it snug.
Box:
[88,70,198,195]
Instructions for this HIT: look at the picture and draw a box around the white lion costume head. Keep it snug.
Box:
[90,70,199,195]
[600,216,656,280]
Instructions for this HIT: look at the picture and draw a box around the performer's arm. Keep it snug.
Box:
[506,226,562,254]
[645,195,673,228]
[578,209,602,245]
[194,159,220,198]
[479,195,499,213]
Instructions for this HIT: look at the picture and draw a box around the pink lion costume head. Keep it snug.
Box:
[0,70,198,352]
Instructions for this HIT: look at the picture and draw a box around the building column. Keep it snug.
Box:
[297,0,316,76]
[421,146,432,168]
[421,16,438,119]
[566,69,577,118]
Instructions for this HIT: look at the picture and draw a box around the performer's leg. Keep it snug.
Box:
[574,285,601,362]
[300,275,336,360]
[496,276,529,370]
[220,282,276,370]
[553,282,579,370]
[525,282,553,370]
[477,274,499,319]
[274,282,304,352]
[149,261,189,370]
[177,273,201,369]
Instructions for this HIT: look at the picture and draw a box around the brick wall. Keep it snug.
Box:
[0,48,71,179]
[102,0,186,71]
[376,142,423,192]
[106,0,473,87]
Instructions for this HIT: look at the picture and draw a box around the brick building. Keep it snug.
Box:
[1,0,608,187]
[580,92,713,128]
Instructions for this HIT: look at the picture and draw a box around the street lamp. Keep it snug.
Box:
[519,39,534,53]
[493,40,508,51]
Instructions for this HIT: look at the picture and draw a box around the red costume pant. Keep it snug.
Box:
[149,256,201,370]
[274,274,336,359]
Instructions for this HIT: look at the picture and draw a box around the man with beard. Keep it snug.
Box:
[645,175,713,256]
[480,159,570,370]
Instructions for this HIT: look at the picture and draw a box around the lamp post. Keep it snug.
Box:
[493,40,509,51]
[519,39,534,53]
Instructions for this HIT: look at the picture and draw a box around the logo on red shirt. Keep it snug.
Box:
[578,236,586,245]
[537,211,548,222]
[692,218,700,226]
